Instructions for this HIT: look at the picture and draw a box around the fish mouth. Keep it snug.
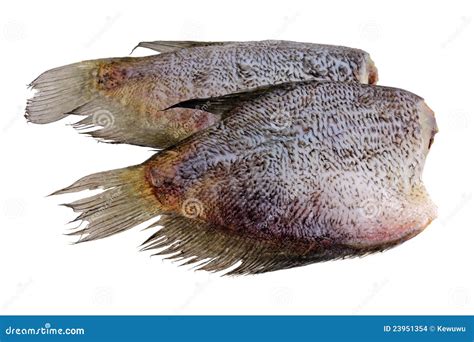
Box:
[340,100,438,250]
[367,56,379,85]
[342,101,438,252]
[344,215,435,252]
[418,101,438,151]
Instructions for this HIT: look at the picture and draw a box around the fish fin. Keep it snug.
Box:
[52,163,162,242]
[132,40,231,54]
[26,60,196,148]
[68,97,172,147]
[25,60,146,144]
[167,82,299,117]
[25,61,98,124]
[141,214,364,275]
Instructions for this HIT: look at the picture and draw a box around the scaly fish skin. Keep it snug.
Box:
[146,82,436,250]
[27,40,377,148]
[53,81,436,274]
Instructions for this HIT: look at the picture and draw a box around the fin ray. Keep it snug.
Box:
[132,40,231,54]
[167,82,300,117]
[141,214,361,275]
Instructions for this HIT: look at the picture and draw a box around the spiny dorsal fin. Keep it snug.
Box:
[166,82,301,117]
[132,40,232,54]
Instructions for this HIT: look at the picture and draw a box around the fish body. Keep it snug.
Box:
[55,81,437,274]
[26,40,377,148]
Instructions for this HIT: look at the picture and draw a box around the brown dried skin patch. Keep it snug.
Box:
[86,57,219,146]
[96,61,126,91]
[145,145,200,212]
[148,108,219,144]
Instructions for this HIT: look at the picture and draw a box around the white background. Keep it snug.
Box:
[0,0,473,315]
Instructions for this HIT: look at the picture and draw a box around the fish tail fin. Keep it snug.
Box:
[52,163,162,242]
[26,59,215,148]
[25,61,99,124]
[53,159,349,275]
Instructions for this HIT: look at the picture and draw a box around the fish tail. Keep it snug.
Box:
[52,163,162,243]
[26,60,100,124]
[26,58,188,148]
[52,159,339,275]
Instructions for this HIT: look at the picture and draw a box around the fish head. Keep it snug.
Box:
[419,101,438,152]
[323,94,438,252]
[358,54,378,85]
[367,56,379,85]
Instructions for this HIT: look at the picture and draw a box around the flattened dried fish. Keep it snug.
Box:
[26,40,377,148]
[53,81,437,275]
